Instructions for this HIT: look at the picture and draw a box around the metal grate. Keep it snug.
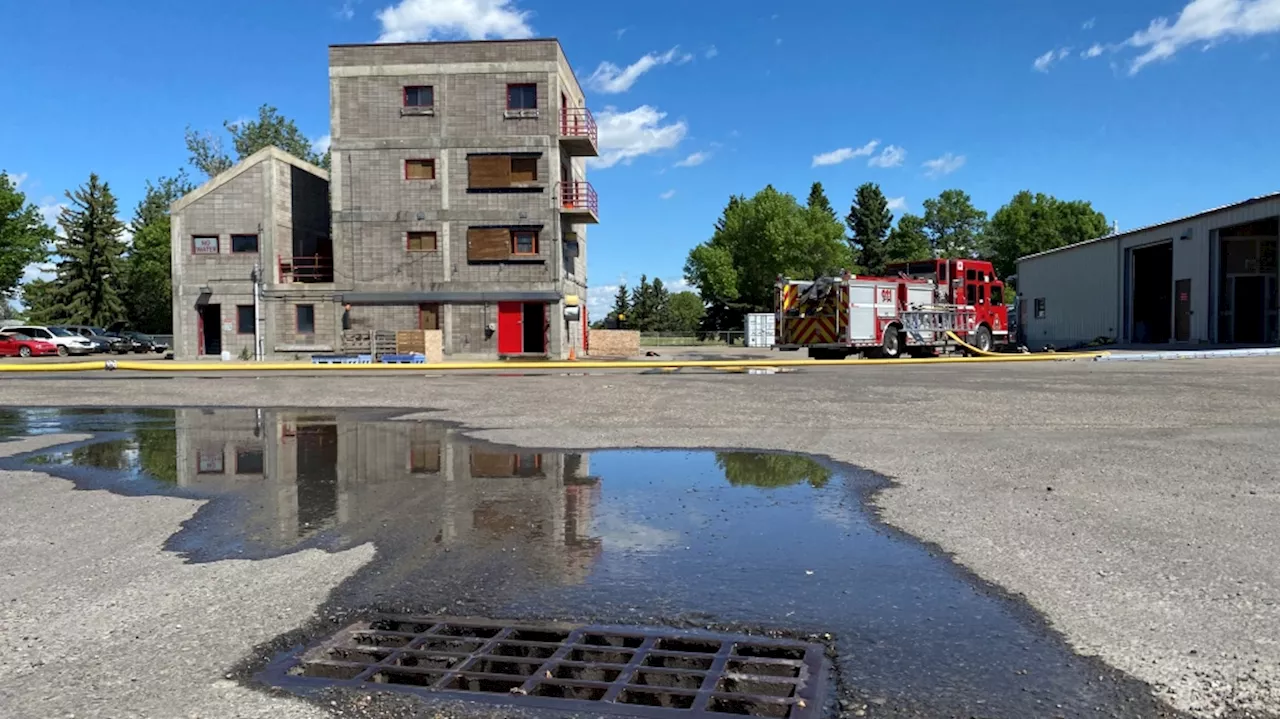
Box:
[263,616,827,718]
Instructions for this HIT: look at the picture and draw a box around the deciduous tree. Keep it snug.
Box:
[984,190,1109,279]
[0,171,52,302]
[846,182,894,275]
[922,189,987,258]
[124,173,193,333]
[186,104,328,178]
[667,291,705,333]
[885,214,933,263]
[685,186,853,326]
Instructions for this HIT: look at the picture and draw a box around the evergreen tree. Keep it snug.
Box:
[649,277,672,331]
[630,275,655,331]
[125,174,192,333]
[806,182,837,220]
[846,183,894,275]
[55,174,127,326]
[609,283,630,327]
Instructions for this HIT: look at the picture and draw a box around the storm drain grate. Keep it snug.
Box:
[263,616,827,718]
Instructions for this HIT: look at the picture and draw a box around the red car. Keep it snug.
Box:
[0,332,60,358]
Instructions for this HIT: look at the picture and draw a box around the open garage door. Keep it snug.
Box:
[1129,242,1173,344]
[1217,217,1279,344]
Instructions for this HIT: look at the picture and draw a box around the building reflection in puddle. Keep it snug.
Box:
[168,409,603,582]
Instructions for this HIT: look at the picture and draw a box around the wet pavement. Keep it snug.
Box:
[0,407,1196,718]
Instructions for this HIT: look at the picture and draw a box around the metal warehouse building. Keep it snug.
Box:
[1016,192,1280,349]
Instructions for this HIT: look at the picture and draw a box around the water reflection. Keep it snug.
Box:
[6,408,1181,716]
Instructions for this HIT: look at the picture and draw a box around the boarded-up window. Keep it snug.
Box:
[510,156,537,183]
[409,441,441,474]
[405,159,435,180]
[467,227,512,261]
[407,231,437,251]
[468,155,511,188]
[471,452,517,478]
[418,303,440,330]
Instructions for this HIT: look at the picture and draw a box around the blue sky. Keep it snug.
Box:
[3,0,1279,317]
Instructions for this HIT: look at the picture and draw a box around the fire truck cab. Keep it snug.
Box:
[775,258,1009,359]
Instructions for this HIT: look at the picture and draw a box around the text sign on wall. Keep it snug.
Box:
[192,236,219,254]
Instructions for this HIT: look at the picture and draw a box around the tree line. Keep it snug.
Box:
[0,105,327,330]
[596,275,705,333]
[684,182,1110,328]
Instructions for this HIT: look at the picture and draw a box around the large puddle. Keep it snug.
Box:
[1,408,1188,718]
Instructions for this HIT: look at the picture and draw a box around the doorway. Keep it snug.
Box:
[1130,242,1172,343]
[197,304,222,356]
[1233,276,1266,343]
[497,302,548,355]
[1174,278,1192,342]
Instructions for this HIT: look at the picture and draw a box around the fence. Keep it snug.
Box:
[638,331,747,347]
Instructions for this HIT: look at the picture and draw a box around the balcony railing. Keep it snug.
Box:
[557,181,599,222]
[279,254,334,283]
[559,107,598,155]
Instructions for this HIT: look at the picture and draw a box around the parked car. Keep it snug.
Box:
[0,325,95,356]
[59,325,131,354]
[0,332,60,358]
[118,331,169,354]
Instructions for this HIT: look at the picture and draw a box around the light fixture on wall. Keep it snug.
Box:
[1180,228,1193,241]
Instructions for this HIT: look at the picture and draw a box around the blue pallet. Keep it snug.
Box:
[380,353,426,364]
[312,354,373,365]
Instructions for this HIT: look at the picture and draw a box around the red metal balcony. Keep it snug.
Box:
[559,107,598,157]
[557,181,599,224]
[278,254,334,283]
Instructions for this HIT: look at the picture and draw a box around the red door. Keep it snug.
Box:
[497,302,523,354]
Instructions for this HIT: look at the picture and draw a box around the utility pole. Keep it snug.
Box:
[251,265,263,361]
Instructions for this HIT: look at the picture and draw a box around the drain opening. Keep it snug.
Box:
[264,617,826,719]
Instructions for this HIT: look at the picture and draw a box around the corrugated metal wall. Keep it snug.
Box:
[1018,237,1121,348]
[1017,196,1280,348]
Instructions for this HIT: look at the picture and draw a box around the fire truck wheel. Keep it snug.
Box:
[881,325,903,358]
[972,325,994,354]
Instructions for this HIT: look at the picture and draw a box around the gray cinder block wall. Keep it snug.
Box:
[172,39,595,361]
[170,148,332,359]
[329,39,595,360]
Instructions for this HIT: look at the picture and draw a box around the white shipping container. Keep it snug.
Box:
[746,313,776,348]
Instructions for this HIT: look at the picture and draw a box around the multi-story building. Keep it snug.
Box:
[170,38,597,361]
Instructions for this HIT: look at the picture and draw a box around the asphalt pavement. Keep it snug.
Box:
[0,358,1277,718]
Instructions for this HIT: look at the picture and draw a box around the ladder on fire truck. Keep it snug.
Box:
[900,306,978,333]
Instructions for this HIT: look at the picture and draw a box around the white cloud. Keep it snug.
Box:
[660,189,676,200]
[589,106,688,169]
[376,0,533,42]
[923,152,966,178]
[1033,46,1072,72]
[886,196,908,212]
[1083,17,1097,30]
[586,47,693,93]
[664,277,693,293]
[615,27,627,39]
[868,144,906,168]
[705,45,718,58]
[38,197,65,229]
[592,512,681,553]
[811,140,879,167]
[336,0,357,20]
[1121,0,1280,74]
[8,172,28,189]
[1082,43,1107,58]
[312,134,332,155]
[674,151,709,168]
[21,262,56,284]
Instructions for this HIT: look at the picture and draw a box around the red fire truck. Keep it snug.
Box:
[775,258,1010,359]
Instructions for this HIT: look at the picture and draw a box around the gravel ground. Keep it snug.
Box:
[0,358,1278,717]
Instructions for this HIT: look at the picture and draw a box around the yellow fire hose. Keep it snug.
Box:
[0,343,1104,374]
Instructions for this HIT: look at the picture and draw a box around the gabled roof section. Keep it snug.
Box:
[171,146,329,213]
[1018,190,1280,264]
